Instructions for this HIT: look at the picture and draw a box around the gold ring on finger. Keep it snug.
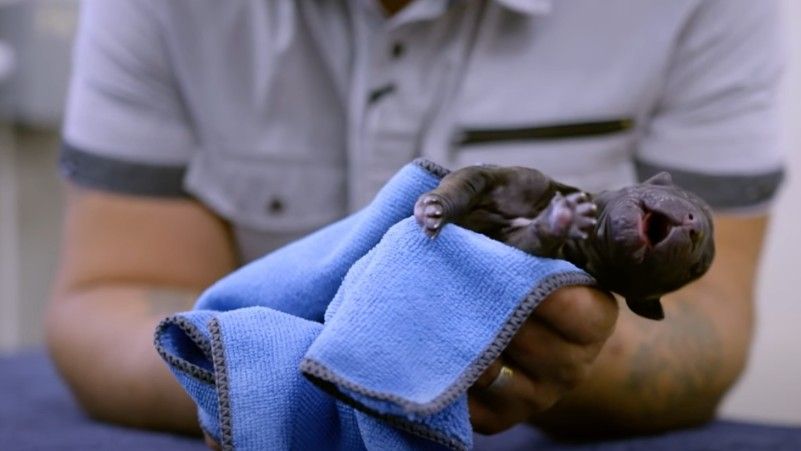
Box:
[486,365,514,393]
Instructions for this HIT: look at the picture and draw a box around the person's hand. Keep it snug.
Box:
[468,286,618,434]
[206,287,617,444]
[204,432,221,450]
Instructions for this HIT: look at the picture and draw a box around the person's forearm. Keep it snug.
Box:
[530,215,764,438]
[530,293,750,437]
[45,285,202,435]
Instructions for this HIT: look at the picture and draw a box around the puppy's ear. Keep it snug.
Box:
[625,297,665,320]
[643,172,673,186]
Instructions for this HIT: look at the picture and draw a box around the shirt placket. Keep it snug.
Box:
[362,29,426,195]
[347,0,454,209]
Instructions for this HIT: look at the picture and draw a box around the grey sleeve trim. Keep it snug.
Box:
[635,160,785,210]
[59,141,190,198]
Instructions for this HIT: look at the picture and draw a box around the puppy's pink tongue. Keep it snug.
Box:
[638,211,653,247]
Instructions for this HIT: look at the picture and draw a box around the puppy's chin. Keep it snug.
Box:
[587,182,715,305]
[590,211,703,301]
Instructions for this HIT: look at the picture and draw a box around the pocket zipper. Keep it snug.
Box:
[453,119,634,147]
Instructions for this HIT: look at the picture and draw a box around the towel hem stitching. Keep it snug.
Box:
[154,316,215,384]
[299,271,596,416]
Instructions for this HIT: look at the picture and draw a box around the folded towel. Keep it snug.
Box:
[155,159,595,450]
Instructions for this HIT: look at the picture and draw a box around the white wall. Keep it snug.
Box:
[0,126,19,353]
[720,0,801,425]
[0,0,77,125]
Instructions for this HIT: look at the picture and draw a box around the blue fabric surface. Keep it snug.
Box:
[5,349,801,451]
[154,160,594,450]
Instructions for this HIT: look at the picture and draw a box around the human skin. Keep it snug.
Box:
[46,186,237,434]
[46,183,764,441]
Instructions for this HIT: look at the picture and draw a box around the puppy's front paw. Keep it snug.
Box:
[414,193,447,238]
[566,192,598,239]
[545,192,597,240]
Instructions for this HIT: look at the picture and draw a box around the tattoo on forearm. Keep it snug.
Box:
[625,300,723,415]
[145,288,199,316]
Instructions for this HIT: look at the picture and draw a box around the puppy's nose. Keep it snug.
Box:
[684,213,702,243]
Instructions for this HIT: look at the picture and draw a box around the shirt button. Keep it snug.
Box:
[267,198,284,214]
[390,42,405,59]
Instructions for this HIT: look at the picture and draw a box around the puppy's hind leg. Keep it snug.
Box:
[414,166,496,237]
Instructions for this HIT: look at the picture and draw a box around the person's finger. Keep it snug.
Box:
[469,395,514,435]
[473,364,534,405]
[204,432,221,451]
[532,286,618,345]
[469,370,530,434]
[503,317,599,390]
[472,358,503,391]
[469,362,562,433]
[472,360,561,413]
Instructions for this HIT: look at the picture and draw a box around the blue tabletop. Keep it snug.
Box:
[2,349,800,451]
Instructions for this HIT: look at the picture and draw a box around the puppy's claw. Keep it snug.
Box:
[574,231,589,240]
[415,193,450,239]
[424,204,443,218]
[564,191,588,207]
[576,202,597,216]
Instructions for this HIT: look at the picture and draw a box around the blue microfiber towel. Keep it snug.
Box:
[155,159,595,450]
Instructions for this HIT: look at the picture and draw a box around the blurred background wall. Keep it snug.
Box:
[719,0,801,424]
[0,0,798,425]
[1,0,75,351]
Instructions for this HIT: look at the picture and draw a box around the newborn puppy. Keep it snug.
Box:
[413,165,715,320]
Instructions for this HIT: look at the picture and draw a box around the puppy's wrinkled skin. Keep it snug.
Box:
[414,165,715,320]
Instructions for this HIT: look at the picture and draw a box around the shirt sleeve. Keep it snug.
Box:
[60,0,195,197]
[635,0,786,213]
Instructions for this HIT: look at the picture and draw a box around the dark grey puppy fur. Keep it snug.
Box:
[414,165,715,320]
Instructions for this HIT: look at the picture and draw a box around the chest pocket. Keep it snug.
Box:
[184,150,348,234]
[454,119,633,146]
[448,118,639,193]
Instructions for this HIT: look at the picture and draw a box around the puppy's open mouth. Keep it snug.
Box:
[640,207,674,248]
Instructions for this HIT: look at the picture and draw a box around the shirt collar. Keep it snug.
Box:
[358,0,552,27]
[492,0,553,16]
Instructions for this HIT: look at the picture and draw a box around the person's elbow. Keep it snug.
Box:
[44,293,108,422]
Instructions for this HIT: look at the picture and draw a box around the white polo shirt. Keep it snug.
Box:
[61,0,786,262]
